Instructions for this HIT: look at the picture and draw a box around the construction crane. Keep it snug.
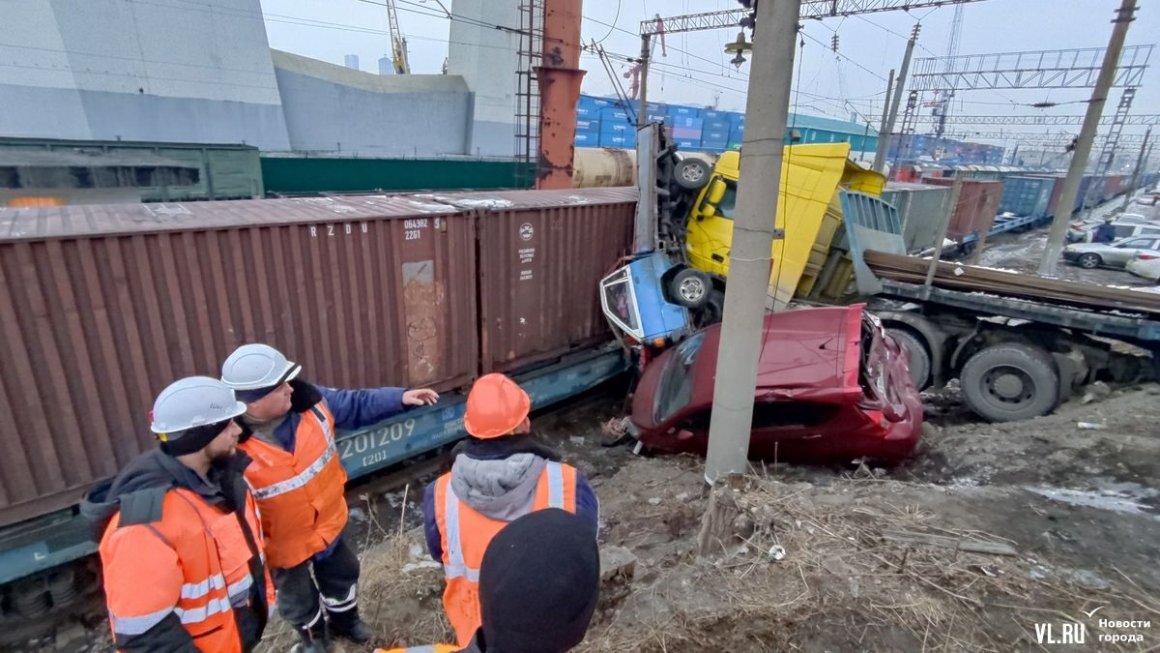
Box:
[386,0,411,74]
[932,4,964,138]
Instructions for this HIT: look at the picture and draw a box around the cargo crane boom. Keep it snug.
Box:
[387,0,410,74]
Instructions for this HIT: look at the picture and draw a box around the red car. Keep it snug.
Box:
[629,303,923,465]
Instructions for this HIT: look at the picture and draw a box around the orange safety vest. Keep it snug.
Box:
[434,461,578,647]
[101,487,271,652]
[239,403,349,569]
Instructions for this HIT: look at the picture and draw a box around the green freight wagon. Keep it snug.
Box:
[0,137,263,202]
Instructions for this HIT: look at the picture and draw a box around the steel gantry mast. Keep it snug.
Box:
[641,0,988,35]
[1079,87,1137,218]
[933,4,964,138]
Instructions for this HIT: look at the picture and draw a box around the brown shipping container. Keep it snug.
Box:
[920,178,1002,243]
[0,195,478,527]
[455,187,637,372]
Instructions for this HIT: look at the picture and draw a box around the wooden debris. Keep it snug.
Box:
[881,530,1018,556]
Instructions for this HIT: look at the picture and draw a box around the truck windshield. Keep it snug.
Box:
[653,332,705,423]
[714,183,738,220]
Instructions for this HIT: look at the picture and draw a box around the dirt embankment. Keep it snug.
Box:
[338,386,1160,653]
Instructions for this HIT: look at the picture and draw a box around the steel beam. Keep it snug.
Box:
[913,114,1160,126]
[641,0,987,35]
[910,45,1153,91]
[943,131,1149,144]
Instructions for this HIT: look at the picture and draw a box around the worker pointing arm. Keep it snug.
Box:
[421,373,599,647]
[220,343,438,652]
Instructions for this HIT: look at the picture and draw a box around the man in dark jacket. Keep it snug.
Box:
[82,376,273,653]
[377,508,601,653]
[1093,217,1117,243]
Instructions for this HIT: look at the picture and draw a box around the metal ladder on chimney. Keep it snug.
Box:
[1081,87,1136,218]
[514,0,544,188]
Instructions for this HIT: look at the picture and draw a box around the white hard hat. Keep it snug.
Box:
[150,376,246,434]
[220,343,302,391]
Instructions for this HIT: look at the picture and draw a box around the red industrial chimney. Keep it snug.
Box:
[536,0,585,189]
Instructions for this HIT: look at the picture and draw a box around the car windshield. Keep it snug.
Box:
[653,332,705,423]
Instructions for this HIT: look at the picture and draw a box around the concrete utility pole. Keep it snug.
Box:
[636,34,651,129]
[703,0,800,483]
[1121,126,1153,212]
[872,24,920,174]
[1038,0,1138,276]
[875,69,895,163]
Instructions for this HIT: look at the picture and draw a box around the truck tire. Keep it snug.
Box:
[700,289,726,325]
[960,343,1060,423]
[1077,253,1101,269]
[668,268,711,308]
[887,328,931,391]
[674,158,711,191]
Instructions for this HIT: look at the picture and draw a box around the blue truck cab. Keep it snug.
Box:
[599,251,695,351]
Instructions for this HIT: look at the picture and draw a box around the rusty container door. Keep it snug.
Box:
[465,187,636,373]
[0,195,477,527]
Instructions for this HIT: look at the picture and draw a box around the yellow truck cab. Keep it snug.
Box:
[682,142,885,310]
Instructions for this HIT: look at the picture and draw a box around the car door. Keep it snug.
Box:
[1113,225,1138,240]
[1108,237,1160,267]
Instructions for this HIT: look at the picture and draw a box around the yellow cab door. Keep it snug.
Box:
[684,143,857,309]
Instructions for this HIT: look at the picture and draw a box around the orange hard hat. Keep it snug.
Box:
[463,373,532,439]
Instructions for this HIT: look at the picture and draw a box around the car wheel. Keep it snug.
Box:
[674,158,712,191]
[886,328,931,391]
[668,268,711,309]
[1077,253,1101,269]
[959,343,1059,423]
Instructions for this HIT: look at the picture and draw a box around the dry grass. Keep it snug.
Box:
[263,472,1158,653]
[573,473,1159,653]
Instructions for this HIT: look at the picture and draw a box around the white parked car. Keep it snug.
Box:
[1063,234,1160,270]
[1126,251,1160,281]
[1068,218,1160,244]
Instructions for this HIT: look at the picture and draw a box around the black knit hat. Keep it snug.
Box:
[479,508,600,653]
[159,419,231,457]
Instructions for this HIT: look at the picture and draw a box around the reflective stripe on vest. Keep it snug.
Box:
[442,483,479,582]
[176,596,232,625]
[227,574,253,603]
[441,461,567,583]
[180,573,226,600]
[111,606,172,635]
[545,461,564,509]
[250,409,336,501]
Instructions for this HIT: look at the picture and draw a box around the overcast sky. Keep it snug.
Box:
[258,0,1158,146]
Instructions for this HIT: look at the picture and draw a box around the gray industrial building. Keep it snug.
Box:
[273,51,472,157]
[0,0,292,150]
[0,0,520,159]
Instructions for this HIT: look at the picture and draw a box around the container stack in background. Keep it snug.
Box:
[573,94,873,157]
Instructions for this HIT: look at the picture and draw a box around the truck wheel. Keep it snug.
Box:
[674,158,711,191]
[700,289,725,325]
[1077,253,1101,269]
[960,343,1060,422]
[887,328,931,390]
[669,268,711,308]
